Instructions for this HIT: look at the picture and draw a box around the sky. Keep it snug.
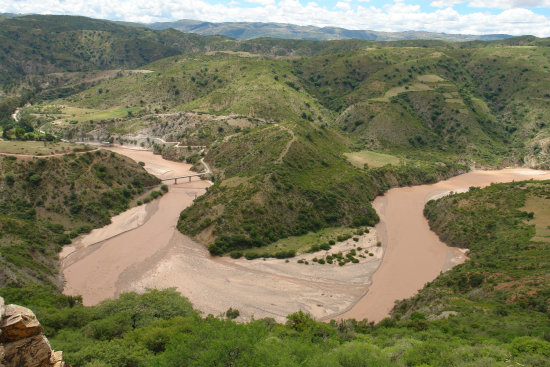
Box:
[0,0,549,37]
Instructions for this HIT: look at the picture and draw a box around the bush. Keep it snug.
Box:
[225,307,240,320]
[229,251,243,259]
[28,173,41,185]
[320,243,331,250]
[160,184,169,193]
[4,172,15,186]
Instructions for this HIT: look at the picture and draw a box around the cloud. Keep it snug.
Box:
[335,1,352,10]
[467,0,550,8]
[0,0,549,36]
[430,0,466,7]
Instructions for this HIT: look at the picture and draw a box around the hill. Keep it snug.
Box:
[0,15,233,87]
[148,19,513,42]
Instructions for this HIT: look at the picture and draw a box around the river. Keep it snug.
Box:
[61,148,550,321]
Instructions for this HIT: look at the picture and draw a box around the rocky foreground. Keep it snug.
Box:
[0,297,66,367]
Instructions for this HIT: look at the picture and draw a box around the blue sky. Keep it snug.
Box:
[1,0,549,36]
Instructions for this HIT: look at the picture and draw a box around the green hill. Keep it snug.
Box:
[0,15,232,87]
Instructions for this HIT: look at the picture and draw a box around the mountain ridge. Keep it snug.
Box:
[147,18,513,42]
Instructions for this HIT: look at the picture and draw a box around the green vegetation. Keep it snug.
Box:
[0,17,549,365]
[239,226,356,258]
[0,150,159,288]
[10,33,546,253]
[417,180,550,322]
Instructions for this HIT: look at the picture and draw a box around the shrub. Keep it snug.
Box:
[225,307,240,320]
[229,251,243,259]
[28,173,41,185]
[4,172,15,186]
[160,184,169,193]
[320,243,331,251]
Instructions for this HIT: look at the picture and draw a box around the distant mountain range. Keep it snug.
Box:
[1,13,513,42]
[146,19,513,42]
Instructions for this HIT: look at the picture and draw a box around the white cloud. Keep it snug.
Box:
[468,0,550,8]
[0,0,549,36]
[335,1,352,10]
[430,0,466,7]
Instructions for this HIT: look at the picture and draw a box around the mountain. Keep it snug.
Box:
[148,19,513,42]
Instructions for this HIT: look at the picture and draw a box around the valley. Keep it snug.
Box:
[1,14,550,366]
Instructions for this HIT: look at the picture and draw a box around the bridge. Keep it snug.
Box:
[161,172,207,184]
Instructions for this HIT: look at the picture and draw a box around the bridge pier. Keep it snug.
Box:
[174,178,177,184]
[189,176,192,182]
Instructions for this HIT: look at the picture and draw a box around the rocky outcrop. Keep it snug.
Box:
[0,297,67,367]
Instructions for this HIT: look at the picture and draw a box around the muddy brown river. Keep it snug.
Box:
[61,148,550,322]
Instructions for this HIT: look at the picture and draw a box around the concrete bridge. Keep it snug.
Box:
[161,172,207,184]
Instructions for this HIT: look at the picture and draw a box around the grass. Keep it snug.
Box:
[0,141,92,155]
[344,150,400,168]
[242,227,356,256]
[522,196,550,243]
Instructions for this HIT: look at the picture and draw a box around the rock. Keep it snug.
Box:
[3,335,52,367]
[0,305,43,343]
[0,300,67,367]
[50,351,64,367]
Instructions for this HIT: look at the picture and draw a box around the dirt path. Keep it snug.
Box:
[336,168,550,322]
[275,125,296,164]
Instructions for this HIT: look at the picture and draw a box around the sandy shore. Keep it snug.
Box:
[337,168,550,322]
